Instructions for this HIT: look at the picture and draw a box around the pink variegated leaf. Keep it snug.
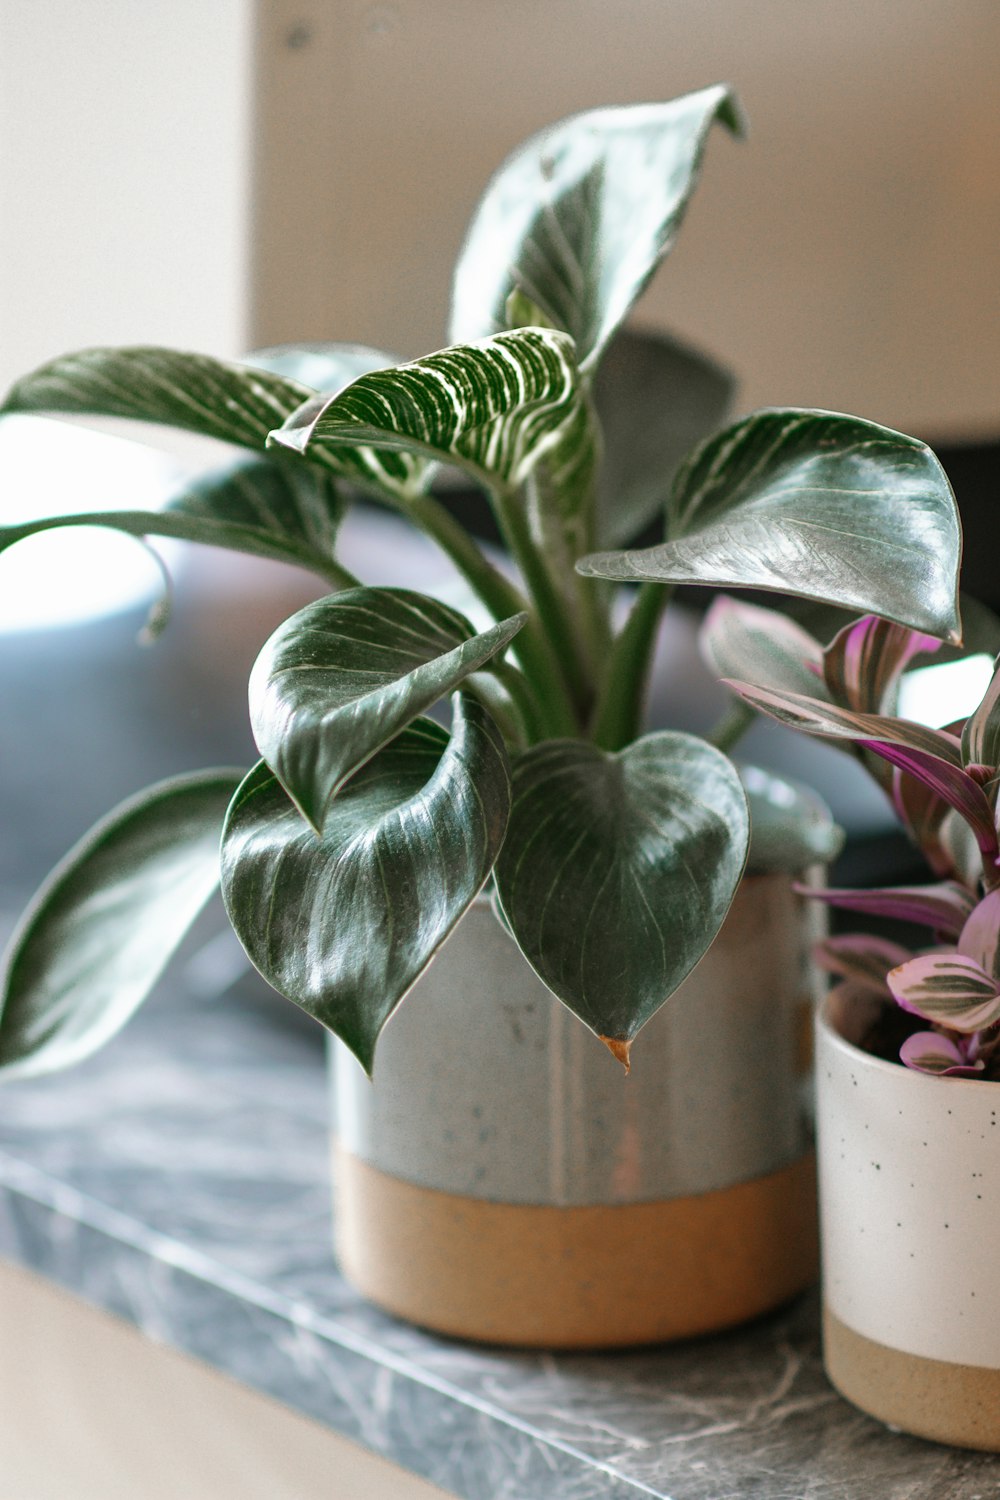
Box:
[957,888,1000,980]
[797,880,975,937]
[860,740,999,860]
[899,1031,986,1077]
[888,952,1000,1032]
[823,615,941,716]
[938,807,989,891]
[815,934,912,996]
[699,598,828,702]
[720,681,963,764]
[962,658,1000,770]
[891,769,954,877]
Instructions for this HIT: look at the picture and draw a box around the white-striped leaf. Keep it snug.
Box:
[814,935,912,996]
[269,328,592,506]
[957,889,1000,980]
[899,1032,985,1076]
[0,770,242,1077]
[719,681,964,764]
[578,410,962,642]
[220,701,511,1074]
[249,587,526,832]
[700,598,827,702]
[449,87,742,371]
[493,732,749,1065]
[962,657,1000,769]
[823,614,941,716]
[888,952,1000,1033]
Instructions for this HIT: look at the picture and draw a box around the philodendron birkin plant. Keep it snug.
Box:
[0,86,965,1080]
[704,602,1000,1079]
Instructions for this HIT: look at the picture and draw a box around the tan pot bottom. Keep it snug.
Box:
[824,1307,1000,1451]
[334,1146,818,1349]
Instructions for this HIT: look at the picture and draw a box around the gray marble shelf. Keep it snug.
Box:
[0,962,998,1500]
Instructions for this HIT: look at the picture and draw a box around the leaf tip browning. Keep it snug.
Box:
[601,1035,632,1073]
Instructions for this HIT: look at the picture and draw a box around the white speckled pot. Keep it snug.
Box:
[817,989,1000,1449]
[332,871,825,1348]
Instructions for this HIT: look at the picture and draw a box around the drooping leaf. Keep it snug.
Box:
[888,952,1000,1033]
[823,615,942,716]
[0,770,242,1077]
[248,587,525,831]
[269,328,591,505]
[861,740,998,860]
[814,935,912,995]
[578,409,962,642]
[899,1032,984,1077]
[800,881,975,938]
[957,889,1000,980]
[1,345,313,452]
[493,731,749,1064]
[891,770,955,878]
[449,86,743,371]
[962,658,1000,769]
[740,764,843,872]
[721,680,964,764]
[247,342,396,393]
[220,699,511,1074]
[700,598,827,702]
[590,328,736,546]
[0,453,352,586]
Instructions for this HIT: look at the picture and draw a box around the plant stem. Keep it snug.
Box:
[490,659,547,744]
[591,583,671,751]
[707,699,758,754]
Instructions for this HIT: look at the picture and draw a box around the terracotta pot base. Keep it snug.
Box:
[824,1306,1000,1451]
[334,1146,818,1349]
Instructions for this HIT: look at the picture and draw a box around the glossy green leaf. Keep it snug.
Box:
[449,86,742,370]
[247,342,396,393]
[493,732,749,1064]
[700,597,828,702]
[249,586,526,831]
[1,345,313,452]
[0,454,352,587]
[591,328,735,546]
[0,770,242,1078]
[220,700,511,1074]
[578,409,962,642]
[269,328,590,504]
[739,764,843,873]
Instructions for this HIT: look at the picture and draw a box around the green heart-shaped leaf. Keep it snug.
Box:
[249,587,525,831]
[494,732,749,1064]
[449,87,742,370]
[578,409,962,642]
[221,699,511,1073]
[0,770,242,1078]
[269,328,589,504]
[592,328,736,546]
[1,346,313,452]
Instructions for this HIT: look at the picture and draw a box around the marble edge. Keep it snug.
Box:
[0,1150,657,1500]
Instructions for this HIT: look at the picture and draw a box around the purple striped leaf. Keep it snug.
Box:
[860,740,999,860]
[721,681,963,764]
[891,770,954,878]
[823,614,941,716]
[962,658,1000,769]
[888,952,1000,1033]
[796,880,974,937]
[815,935,912,996]
[899,1031,986,1077]
[957,889,1000,980]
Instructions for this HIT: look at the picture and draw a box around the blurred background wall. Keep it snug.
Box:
[3,0,998,442]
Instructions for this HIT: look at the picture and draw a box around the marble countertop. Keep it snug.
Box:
[0,955,998,1500]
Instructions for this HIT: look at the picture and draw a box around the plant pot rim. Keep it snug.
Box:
[817,990,1000,1096]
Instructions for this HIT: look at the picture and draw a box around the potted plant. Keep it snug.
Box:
[710,603,1000,1447]
[0,87,964,1347]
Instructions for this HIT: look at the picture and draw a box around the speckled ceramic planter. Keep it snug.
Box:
[331,869,823,1349]
[817,989,1000,1450]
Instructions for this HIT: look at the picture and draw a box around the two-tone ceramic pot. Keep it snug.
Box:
[331,831,829,1348]
[817,988,1000,1450]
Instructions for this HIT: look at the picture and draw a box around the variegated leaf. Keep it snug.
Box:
[249,587,526,832]
[962,657,1000,769]
[889,952,1000,1033]
[269,329,591,506]
[579,410,962,642]
[815,935,912,996]
[861,740,999,860]
[450,87,742,371]
[891,770,954,879]
[494,731,749,1065]
[957,889,1000,979]
[220,700,511,1075]
[939,806,989,891]
[899,1031,985,1077]
[700,598,827,702]
[800,882,975,938]
[823,614,941,716]
[720,681,964,764]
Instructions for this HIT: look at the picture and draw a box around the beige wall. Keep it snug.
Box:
[252,0,1000,440]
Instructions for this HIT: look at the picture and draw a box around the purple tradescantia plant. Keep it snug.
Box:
[700,599,1000,1078]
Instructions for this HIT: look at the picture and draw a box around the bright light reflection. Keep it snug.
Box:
[898,654,995,729]
[0,415,186,632]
